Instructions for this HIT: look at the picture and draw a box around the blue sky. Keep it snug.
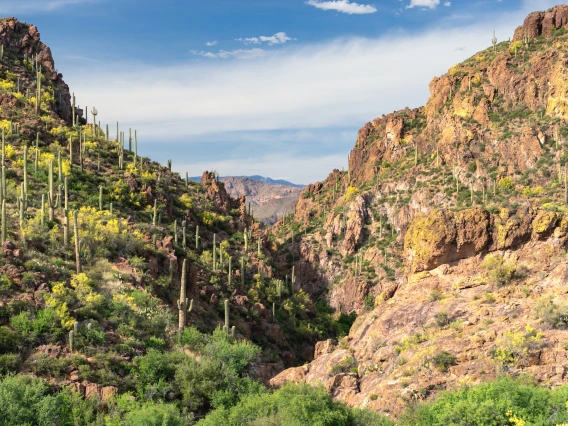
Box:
[0,0,563,184]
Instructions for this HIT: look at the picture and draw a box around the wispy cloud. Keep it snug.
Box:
[189,48,266,59]
[236,32,293,45]
[205,41,218,47]
[306,0,377,15]
[406,0,440,9]
[61,0,558,183]
[0,0,100,13]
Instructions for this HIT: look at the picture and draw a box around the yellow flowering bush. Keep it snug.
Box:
[4,144,16,159]
[0,120,9,133]
[498,177,514,191]
[179,193,194,209]
[522,186,544,198]
[72,207,144,259]
[492,325,542,366]
[43,282,75,329]
[201,211,224,226]
[509,40,523,53]
[0,79,14,92]
[345,186,359,201]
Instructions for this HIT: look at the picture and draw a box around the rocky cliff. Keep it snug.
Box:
[268,4,568,419]
[0,17,72,124]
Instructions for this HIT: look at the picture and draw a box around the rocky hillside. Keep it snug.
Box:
[221,176,303,225]
[0,16,365,423]
[268,4,568,420]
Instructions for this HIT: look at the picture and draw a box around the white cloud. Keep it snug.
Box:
[0,0,100,12]
[236,32,293,45]
[444,1,451,6]
[406,0,440,9]
[306,0,377,15]
[189,48,266,59]
[61,0,559,183]
[205,41,218,46]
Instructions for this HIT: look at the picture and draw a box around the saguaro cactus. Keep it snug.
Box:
[228,257,232,287]
[91,107,98,135]
[492,30,497,52]
[177,259,193,337]
[73,210,81,273]
[153,199,157,226]
[195,226,200,249]
[72,93,76,127]
[213,234,217,271]
[63,209,69,247]
[223,299,230,335]
[1,200,5,244]
[48,161,55,221]
[99,185,103,211]
[69,330,74,351]
[241,257,244,286]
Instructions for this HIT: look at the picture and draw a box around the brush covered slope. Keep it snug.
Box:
[0,16,368,425]
[270,4,568,418]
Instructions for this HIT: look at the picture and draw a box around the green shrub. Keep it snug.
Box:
[0,327,19,354]
[431,351,456,372]
[0,354,20,375]
[481,254,516,286]
[198,383,393,426]
[398,376,568,426]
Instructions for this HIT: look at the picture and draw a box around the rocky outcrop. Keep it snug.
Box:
[201,171,232,214]
[513,5,568,41]
[0,18,72,123]
[274,210,568,415]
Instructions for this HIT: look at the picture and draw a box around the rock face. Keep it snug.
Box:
[221,176,303,225]
[273,207,568,418]
[267,5,568,419]
[0,18,72,123]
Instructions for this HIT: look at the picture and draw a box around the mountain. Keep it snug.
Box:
[239,175,306,188]
[188,174,305,188]
[220,176,303,225]
[268,4,568,418]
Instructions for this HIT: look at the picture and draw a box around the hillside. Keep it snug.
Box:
[269,3,568,419]
[220,176,303,225]
[0,16,369,425]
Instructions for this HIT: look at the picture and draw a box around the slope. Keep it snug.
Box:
[269,4,568,419]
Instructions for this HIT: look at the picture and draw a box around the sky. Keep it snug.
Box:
[0,0,564,184]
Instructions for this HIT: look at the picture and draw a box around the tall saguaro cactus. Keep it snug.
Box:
[91,107,98,136]
[178,259,193,337]
[213,234,217,271]
[73,210,81,274]
[223,299,233,336]
[48,161,55,221]
[1,199,5,244]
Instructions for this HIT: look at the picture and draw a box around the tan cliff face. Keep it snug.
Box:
[272,206,568,417]
[0,17,72,124]
[268,4,568,418]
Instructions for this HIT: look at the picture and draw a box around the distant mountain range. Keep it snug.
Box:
[188,175,306,188]
[218,176,304,225]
